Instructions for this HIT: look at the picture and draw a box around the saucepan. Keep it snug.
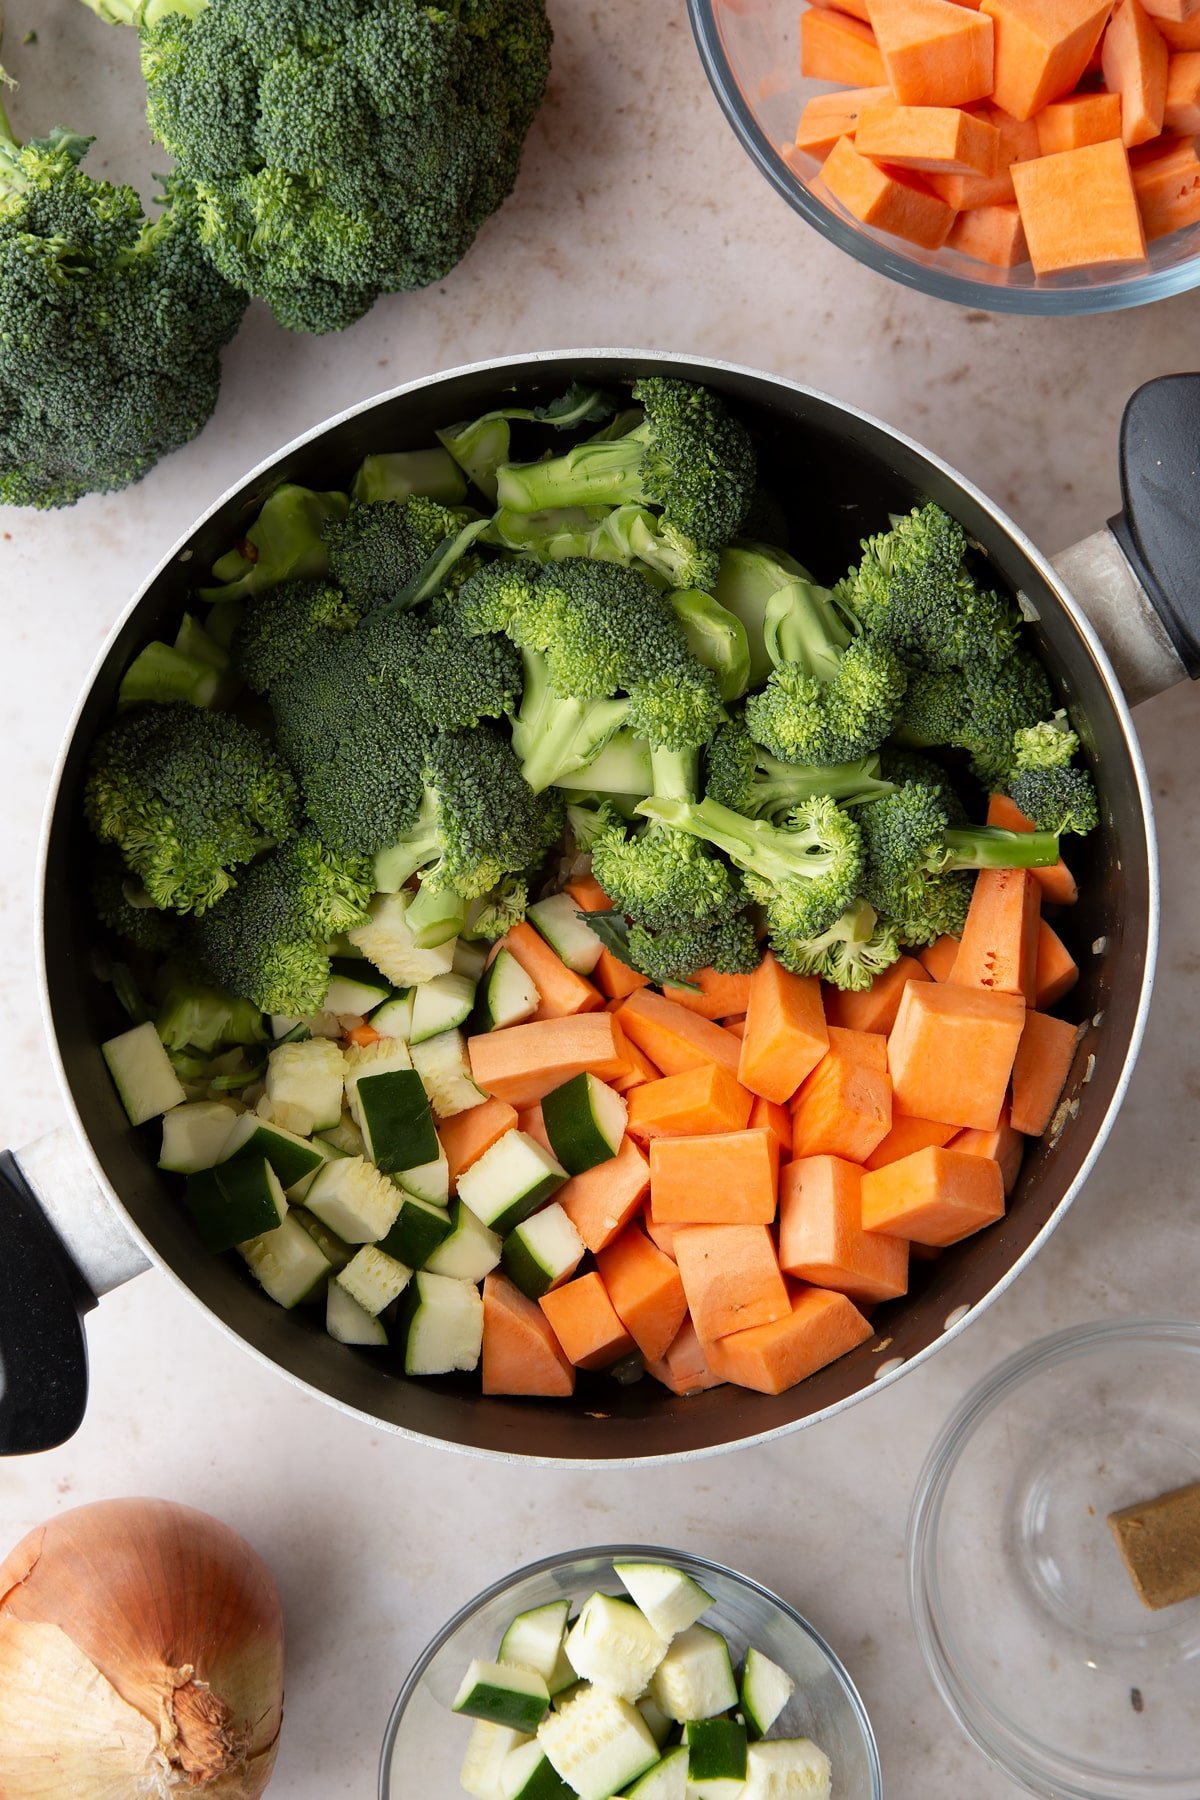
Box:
[2,350,1196,1464]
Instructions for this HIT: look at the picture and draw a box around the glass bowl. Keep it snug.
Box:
[687,0,1200,313]
[908,1319,1200,1800]
[379,1544,882,1799]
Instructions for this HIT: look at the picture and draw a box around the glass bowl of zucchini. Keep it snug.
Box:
[378,1544,881,1800]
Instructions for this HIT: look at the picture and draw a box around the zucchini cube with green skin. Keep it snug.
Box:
[159,1100,239,1174]
[284,1136,341,1203]
[424,1199,502,1282]
[454,1660,550,1734]
[613,1562,714,1640]
[378,1192,453,1269]
[538,1685,659,1800]
[353,1068,439,1175]
[290,1206,353,1272]
[344,1039,412,1128]
[739,1646,796,1741]
[349,891,457,986]
[396,1141,450,1206]
[458,1131,568,1236]
[335,1244,412,1315]
[396,1271,484,1374]
[564,1595,668,1701]
[475,946,540,1032]
[501,1739,574,1800]
[370,991,414,1041]
[103,1020,186,1125]
[265,1036,346,1132]
[461,1722,531,1800]
[527,892,605,974]
[501,1202,585,1299]
[410,971,477,1044]
[319,1117,366,1158]
[500,1600,572,1684]
[304,1155,401,1243]
[649,1627,737,1723]
[685,1719,747,1800]
[411,1028,487,1118]
[219,1112,326,1192]
[741,1739,831,1800]
[324,957,391,1016]
[541,1073,627,1175]
[239,1212,333,1307]
[326,1280,388,1346]
[623,1745,688,1800]
[186,1156,287,1254]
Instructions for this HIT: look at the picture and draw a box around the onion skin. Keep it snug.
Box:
[0,1498,284,1797]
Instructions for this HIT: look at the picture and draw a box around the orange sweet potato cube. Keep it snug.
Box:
[824,956,929,1033]
[860,1144,1006,1244]
[540,1271,635,1370]
[790,1050,893,1163]
[649,1128,780,1226]
[778,1154,910,1303]
[819,135,959,246]
[1013,139,1147,270]
[702,1284,874,1394]
[888,981,1025,1130]
[596,1226,688,1365]
[982,0,1114,118]
[867,0,996,101]
[673,1224,791,1340]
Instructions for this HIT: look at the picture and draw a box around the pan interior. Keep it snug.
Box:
[44,355,1154,1462]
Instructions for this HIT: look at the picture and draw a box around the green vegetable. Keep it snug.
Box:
[437,384,617,500]
[1005,713,1099,835]
[156,980,266,1053]
[200,485,350,602]
[706,717,897,821]
[91,856,183,954]
[766,897,901,989]
[232,581,360,695]
[323,496,479,613]
[893,652,1054,786]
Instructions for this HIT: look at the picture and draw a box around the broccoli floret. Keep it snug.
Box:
[85,704,298,915]
[463,875,529,942]
[637,794,864,945]
[771,897,902,990]
[409,598,524,730]
[706,717,896,820]
[893,651,1054,786]
[200,485,350,601]
[859,781,1060,945]
[592,816,745,936]
[0,108,246,508]
[156,979,266,1052]
[91,855,183,954]
[188,833,372,1014]
[834,504,1018,672]
[509,647,633,794]
[232,579,360,693]
[85,0,552,334]
[743,577,908,766]
[1008,766,1099,836]
[323,496,475,611]
[565,799,622,854]
[496,378,756,551]
[627,911,759,985]
[488,502,722,593]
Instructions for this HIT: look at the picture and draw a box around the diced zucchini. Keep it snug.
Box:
[326,1279,388,1346]
[541,1073,626,1175]
[335,1243,412,1314]
[622,1746,688,1800]
[103,1020,186,1125]
[499,1601,571,1684]
[424,1199,502,1282]
[159,1100,239,1174]
[378,1192,453,1268]
[454,1661,550,1734]
[411,971,477,1044]
[344,1039,413,1128]
[396,1270,484,1374]
[186,1157,287,1254]
[739,1646,796,1741]
[685,1719,747,1800]
[461,1723,531,1800]
[290,1206,353,1272]
[538,1686,658,1800]
[285,1136,341,1203]
[397,1141,451,1205]
[741,1740,831,1800]
[636,1696,674,1750]
[304,1155,401,1243]
[219,1111,325,1191]
[453,938,488,982]
[411,1028,486,1118]
[371,991,414,1041]
[564,1595,667,1702]
[354,1068,439,1174]
[324,957,391,1015]
[501,1739,573,1800]
[265,1036,346,1132]
[649,1627,737,1723]
[501,1203,584,1300]
[239,1212,332,1307]
[613,1562,714,1639]
[271,1010,340,1040]
[349,891,457,986]
[527,892,604,974]
[475,947,540,1032]
[458,1131,567,1236]
[318,1117,366,1158]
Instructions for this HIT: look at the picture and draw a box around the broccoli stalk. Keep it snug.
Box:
[706,718,896,820]
[510,647,632,793]
[486,503,723,593]
[200,486,350,601]
[351,447,467,507]
[437,385,616,501]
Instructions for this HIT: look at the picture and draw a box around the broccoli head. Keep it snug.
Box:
[496,377,756,552]
[463,875,529,942]
[771,897,902,990]
[188,834,372,1014]
[85,703,298,914]
[85,0,552,334]
[706,717,896,821]
[893,651,1054,786]
[232,579,360,693]
[1008,765,1099,836]
[323,496,475,612]
[834,503,1018,672]
[627,911,759,985]
[91,854,184,954]
[410,597,524,730]
[592,815,746,935]
[0,110,246,508]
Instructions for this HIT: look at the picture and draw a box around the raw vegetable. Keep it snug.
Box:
[703,1287,873,1396]
[539,1272,636,1370]
[778,1154,910,1303]
[649,1130,780,1225]
[0,1499,283,1797]
[860,1144,1007,1242]
[482,1271,576,1396]
[789,1047,893,1163]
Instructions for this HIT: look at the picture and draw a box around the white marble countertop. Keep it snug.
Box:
[3,3,1200,1795]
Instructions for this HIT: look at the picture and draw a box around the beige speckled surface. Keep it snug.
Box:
[2,2,1200,1795]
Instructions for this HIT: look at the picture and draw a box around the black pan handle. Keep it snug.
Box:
[1109,373,1200,679]
[0,1151,94,1455]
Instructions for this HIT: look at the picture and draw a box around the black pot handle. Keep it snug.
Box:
[0,1151,94,1455]
[1109,373,1200,679]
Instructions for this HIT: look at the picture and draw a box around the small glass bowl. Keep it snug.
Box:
[379,1544,882,1799]
[908,1319,1200,1800]
[687,0,1200,314]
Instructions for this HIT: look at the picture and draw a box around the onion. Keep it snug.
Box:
[0,1498,284,1798]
